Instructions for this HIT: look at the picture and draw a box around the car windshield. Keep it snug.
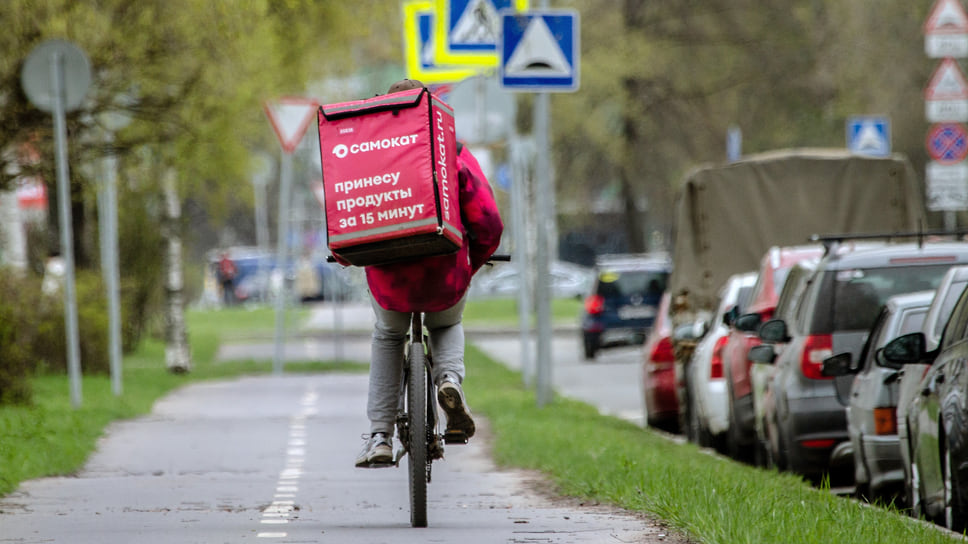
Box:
[596,270,668,298]
[815,264,952,333]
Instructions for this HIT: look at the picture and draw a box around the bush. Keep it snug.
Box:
[31,270,111,376]
[0,269,42,404]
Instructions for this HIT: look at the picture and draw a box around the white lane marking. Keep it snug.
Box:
[256,386,318,540]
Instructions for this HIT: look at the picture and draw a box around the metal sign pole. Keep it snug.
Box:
[534,91,553,408]
[273,151,293,375]
[510,135,534,386]
[100,130,123,396]
[51,50,83,407]
[106,140,123,396]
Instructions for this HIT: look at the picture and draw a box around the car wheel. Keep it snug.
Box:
[754,420,771,469]
[687,392,702,444]
[909,457,924,520]
[853,439,871,501]
[582,335,598,360]
[725,381,752,463]
[945,445,967,532]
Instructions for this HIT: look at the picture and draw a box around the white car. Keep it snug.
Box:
[685,271,756,448]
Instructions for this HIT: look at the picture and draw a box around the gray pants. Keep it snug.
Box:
[367,292,466,435]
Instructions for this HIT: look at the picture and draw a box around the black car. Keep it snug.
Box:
[756,239,968,484]
[580,254,671,360]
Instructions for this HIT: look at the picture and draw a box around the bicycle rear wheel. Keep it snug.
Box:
[406,341,428,528]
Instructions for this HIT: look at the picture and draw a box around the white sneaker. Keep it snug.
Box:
[437,377,475,438]
[355,433,393,468]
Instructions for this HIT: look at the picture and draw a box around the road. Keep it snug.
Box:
[0,303,687,543]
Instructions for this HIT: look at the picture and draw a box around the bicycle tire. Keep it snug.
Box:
[407,341,429,528]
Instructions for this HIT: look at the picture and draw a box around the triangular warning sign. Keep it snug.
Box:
[505,16,571,76]
[452,0,500,44]
[264,97,319,154]
[926,58,968,100]
[854,122,887,153]
[925,0,968,35]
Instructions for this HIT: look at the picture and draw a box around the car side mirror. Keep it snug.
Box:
[758,319,790,343]
[880,332,928,367]
[723,305,739,327]
[821,352,855,377]
[733,312,761,333]
[874,347,900,370]
[748,344,776,365]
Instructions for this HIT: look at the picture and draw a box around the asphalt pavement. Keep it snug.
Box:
[0,301,688,543]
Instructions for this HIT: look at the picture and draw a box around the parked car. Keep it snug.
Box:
[749,258,820,467]
[580,254,671,359]
[881,279,968,531]
[897,265,968,513]
[757,240,968,484]
[684,271,756,449]
[722,245,824,462]
[642,292,678,432]
[822,290,932,501]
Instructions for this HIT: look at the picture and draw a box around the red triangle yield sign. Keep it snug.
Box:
[264,97,319,154]
[925,0,968,35]
[925,58,968,101]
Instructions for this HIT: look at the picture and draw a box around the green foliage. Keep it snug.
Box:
[30,270,110,376]
[0,270,43,405]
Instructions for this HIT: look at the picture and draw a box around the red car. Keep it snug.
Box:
[642,292,678,432]
[722,245,824,461]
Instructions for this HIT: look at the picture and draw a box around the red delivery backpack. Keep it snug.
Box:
[317,87,462,266]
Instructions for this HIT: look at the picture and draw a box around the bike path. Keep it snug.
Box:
[0,305,686,543]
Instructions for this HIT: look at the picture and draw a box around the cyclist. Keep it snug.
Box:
[355,79,504,468]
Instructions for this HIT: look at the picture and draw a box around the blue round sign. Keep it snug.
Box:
[927,123,968,164]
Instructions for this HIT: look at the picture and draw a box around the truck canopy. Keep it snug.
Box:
[669,148,924,313]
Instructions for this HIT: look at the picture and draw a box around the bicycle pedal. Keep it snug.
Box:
[443,430,468,444]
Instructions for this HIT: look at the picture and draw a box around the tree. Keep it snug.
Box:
[0,1,400,370]
[552,0,935,253]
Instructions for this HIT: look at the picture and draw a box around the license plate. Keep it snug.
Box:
[618,305,655,320]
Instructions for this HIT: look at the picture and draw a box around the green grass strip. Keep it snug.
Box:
[464,343,958,544]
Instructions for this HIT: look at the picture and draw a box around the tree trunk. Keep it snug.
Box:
[162,168,191,373]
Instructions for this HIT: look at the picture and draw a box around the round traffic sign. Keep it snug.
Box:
[21,39,92,113]
[926,122,968,164]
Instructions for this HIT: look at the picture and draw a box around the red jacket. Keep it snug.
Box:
[366,145,503,312]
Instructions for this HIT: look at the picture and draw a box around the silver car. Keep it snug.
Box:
[823,290,933,501]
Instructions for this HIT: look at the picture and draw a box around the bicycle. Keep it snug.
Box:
[329,253,509,527]
[394,253,510,527]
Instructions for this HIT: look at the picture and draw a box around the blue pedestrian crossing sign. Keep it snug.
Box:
[435,0,529,68]
[499,10,579,92]
[846,116,891,157]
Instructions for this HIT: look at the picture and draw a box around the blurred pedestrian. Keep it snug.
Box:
[217,251,238,306]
